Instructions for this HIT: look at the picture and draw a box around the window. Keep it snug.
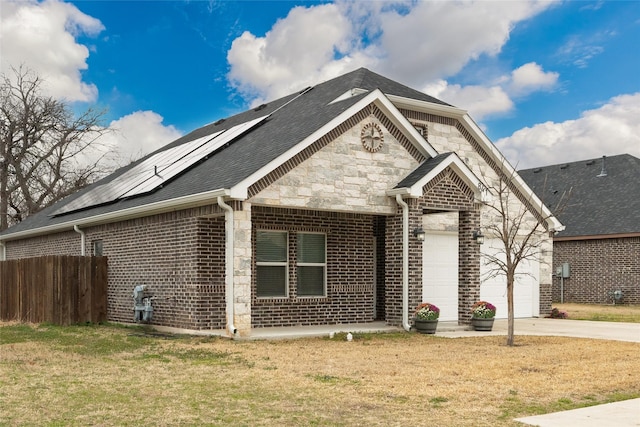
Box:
[297,233,326,296]
[256,231,288,297]
[92,240,103,256]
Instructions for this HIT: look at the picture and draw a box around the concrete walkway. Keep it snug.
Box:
[514,398,640,426]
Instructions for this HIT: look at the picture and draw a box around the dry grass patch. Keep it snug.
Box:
[553,303,640,322]
[1,323,639,426]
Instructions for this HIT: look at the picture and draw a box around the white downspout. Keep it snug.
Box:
[73,225,86,256]
[395,194,412,332]
[0,241,6,261]
[217,196,237,336]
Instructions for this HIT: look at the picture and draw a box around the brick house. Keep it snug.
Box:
[520,154,640,305]
[0,68,562,336]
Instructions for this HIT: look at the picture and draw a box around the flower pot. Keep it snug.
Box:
[471,317,495,331]
[414,318,438,334]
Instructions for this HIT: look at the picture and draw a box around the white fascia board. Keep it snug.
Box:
[234,89,439,196]
[401,153,482,198]
[371,91,439,158]
[386,94,468,119]
[0,188,231,241]
[386,187,412,196]
[460,115,565,232]
[386,94,563,232]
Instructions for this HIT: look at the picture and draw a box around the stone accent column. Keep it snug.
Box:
[232,201,252,336]
[458,208,481,323]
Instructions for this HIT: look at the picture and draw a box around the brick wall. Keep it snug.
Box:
[553,237,640,304]
[385,167,481,325]
[6,231,80,258]
[5,205,228,330]
[250,206,377,327]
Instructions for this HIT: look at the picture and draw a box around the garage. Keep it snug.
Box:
[422,231,459,321]
[480,238,540,318]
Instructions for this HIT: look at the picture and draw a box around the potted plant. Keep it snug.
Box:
[470,301,496,331]
[414,302,440,334]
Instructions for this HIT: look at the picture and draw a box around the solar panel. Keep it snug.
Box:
[121,115,266,198]
[51,115,268,216]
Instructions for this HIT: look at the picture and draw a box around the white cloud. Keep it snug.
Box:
[226,0,554,105]
[509,62,558,96]
[0,2,181,168]
[424,80,514,120]
[375,1,553,87]
[555,31,613,69]
[0,0,104,102]
[227,3,368,104]
[101,111,183,165]
[421,61,557,121]
[495,93,640,169]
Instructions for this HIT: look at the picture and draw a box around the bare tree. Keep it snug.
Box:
[480,170,568,346]
[0,66,111,230]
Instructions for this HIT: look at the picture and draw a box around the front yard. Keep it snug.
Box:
[1,321,639,426]
[552,303,640,322]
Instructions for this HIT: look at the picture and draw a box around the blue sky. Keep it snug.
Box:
[2,0,639,168]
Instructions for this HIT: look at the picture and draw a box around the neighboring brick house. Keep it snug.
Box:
[520,154,640,305]
[0,68,562,336]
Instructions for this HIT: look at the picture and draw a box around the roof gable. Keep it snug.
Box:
[389,152,482,202]
[235,89,439,199]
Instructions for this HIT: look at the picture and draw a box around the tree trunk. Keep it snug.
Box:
[507,276,515,346]
[0,137,7,231]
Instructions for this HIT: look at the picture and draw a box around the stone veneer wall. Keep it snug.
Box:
[250,206,377,327]
[403,109,554,318]
[5,205,228,330]
[553,237,640,304]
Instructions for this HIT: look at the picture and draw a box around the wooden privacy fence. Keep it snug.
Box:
[0,256,108,325]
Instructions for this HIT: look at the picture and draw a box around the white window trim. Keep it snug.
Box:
[297,232,327,298]
[256,230,289,299]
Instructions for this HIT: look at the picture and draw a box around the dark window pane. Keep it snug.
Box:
[298,266,324,296]
[298,233,325,263]
[257,265,286,297]
[256,231,287,262]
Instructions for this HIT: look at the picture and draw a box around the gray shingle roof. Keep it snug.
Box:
[395,153,453,188]
[2,68,450,237]
[519,154,640,238]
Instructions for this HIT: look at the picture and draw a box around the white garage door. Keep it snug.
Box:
[422,232,458,321]
[480,238,539,318]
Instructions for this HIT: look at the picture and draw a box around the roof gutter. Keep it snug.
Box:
[0,188,232,242]
[395,194,412,332]
[217,196,237,337]
[73,225,86,256]
[554,232,640,242]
